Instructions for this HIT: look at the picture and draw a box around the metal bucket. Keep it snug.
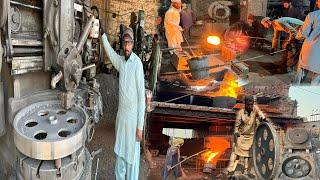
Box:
[187,56,209,80]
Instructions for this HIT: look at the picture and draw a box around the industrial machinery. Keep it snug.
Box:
[253,121,320,179]
[0,0,102,179]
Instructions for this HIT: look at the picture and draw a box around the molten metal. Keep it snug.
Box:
[207,36,221,46]
[212,72,240,98]
[206,151,219,163]
[202,137,231,165]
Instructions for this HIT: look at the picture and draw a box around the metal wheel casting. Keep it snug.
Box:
[253,122,280,179]
[14,100,88,160]
[282,156,311,178]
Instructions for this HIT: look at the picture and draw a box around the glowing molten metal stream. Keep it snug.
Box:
[206,151,219,163]
[207,36,221,46]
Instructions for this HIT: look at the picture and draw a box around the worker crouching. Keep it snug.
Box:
[261,16,303,72]
[161,137,185,180]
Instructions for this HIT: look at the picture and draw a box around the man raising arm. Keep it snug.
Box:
[100,26,146,180]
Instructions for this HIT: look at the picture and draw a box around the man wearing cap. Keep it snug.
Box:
[160,137,185,180]
[164,0,184,54]
[100,27,146,179]
[247,14,269,50]
[225,96,267,176]
[180,3,195,39]
[295,0,320,85]
[261,17,303,52]
[282,0,305,20]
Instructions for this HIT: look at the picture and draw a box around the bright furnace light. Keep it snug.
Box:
[207,36,221,46]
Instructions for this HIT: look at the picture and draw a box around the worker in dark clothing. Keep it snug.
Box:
[160,138,185,180]
[180,3,195,39]
[290,0,309,14]
[282,0,305,20]
[247,14,271,50]
[311,0,316,11]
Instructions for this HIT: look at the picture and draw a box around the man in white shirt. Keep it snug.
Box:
[164,0,184,54]
[101,27,146,180]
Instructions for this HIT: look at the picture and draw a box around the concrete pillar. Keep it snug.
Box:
[240,0,268,22]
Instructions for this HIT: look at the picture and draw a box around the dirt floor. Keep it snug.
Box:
[89,74,150,180]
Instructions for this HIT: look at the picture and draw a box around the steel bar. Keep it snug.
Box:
[81,64,96,71]
[164,93,193,103]
[169,149,209,170]
[182,33,195,56]
[77,15,95,52]
[10,1,42,10]
[179,49,286,73]
[245,35,296,42]
[94,158,100,180]
[160,45,200,51]
[13,47,43,55]
[11,39,43,46]
[0,82,5,136]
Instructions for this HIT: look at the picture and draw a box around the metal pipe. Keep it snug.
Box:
[0,82,5,136]
[179,49,287,73]
[51,71,63,89]
[160,45,200,51]
[12,47,43,55]
[77,15,95,52]
[94,158,100,180]
[164,93,194,103]
[81,64,96,71]
[168,149,209,171]
[182,33,195,56]
[10,1,42,11]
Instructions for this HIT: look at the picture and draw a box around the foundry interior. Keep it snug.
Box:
[0,0,320,180]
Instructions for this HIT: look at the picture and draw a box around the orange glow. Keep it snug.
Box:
[207,36,221,46]
[224,30,250,54]
[212,72,240,98]
[202,137,230,165]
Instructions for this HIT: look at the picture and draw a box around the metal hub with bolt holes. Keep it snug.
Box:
[282,156,311,178]
[14,100,87,160]
[253,122,281,180]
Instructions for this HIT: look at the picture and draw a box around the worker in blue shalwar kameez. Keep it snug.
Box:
[261,17,304,72]
[100,26,146,180]
[295,0,320,85]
